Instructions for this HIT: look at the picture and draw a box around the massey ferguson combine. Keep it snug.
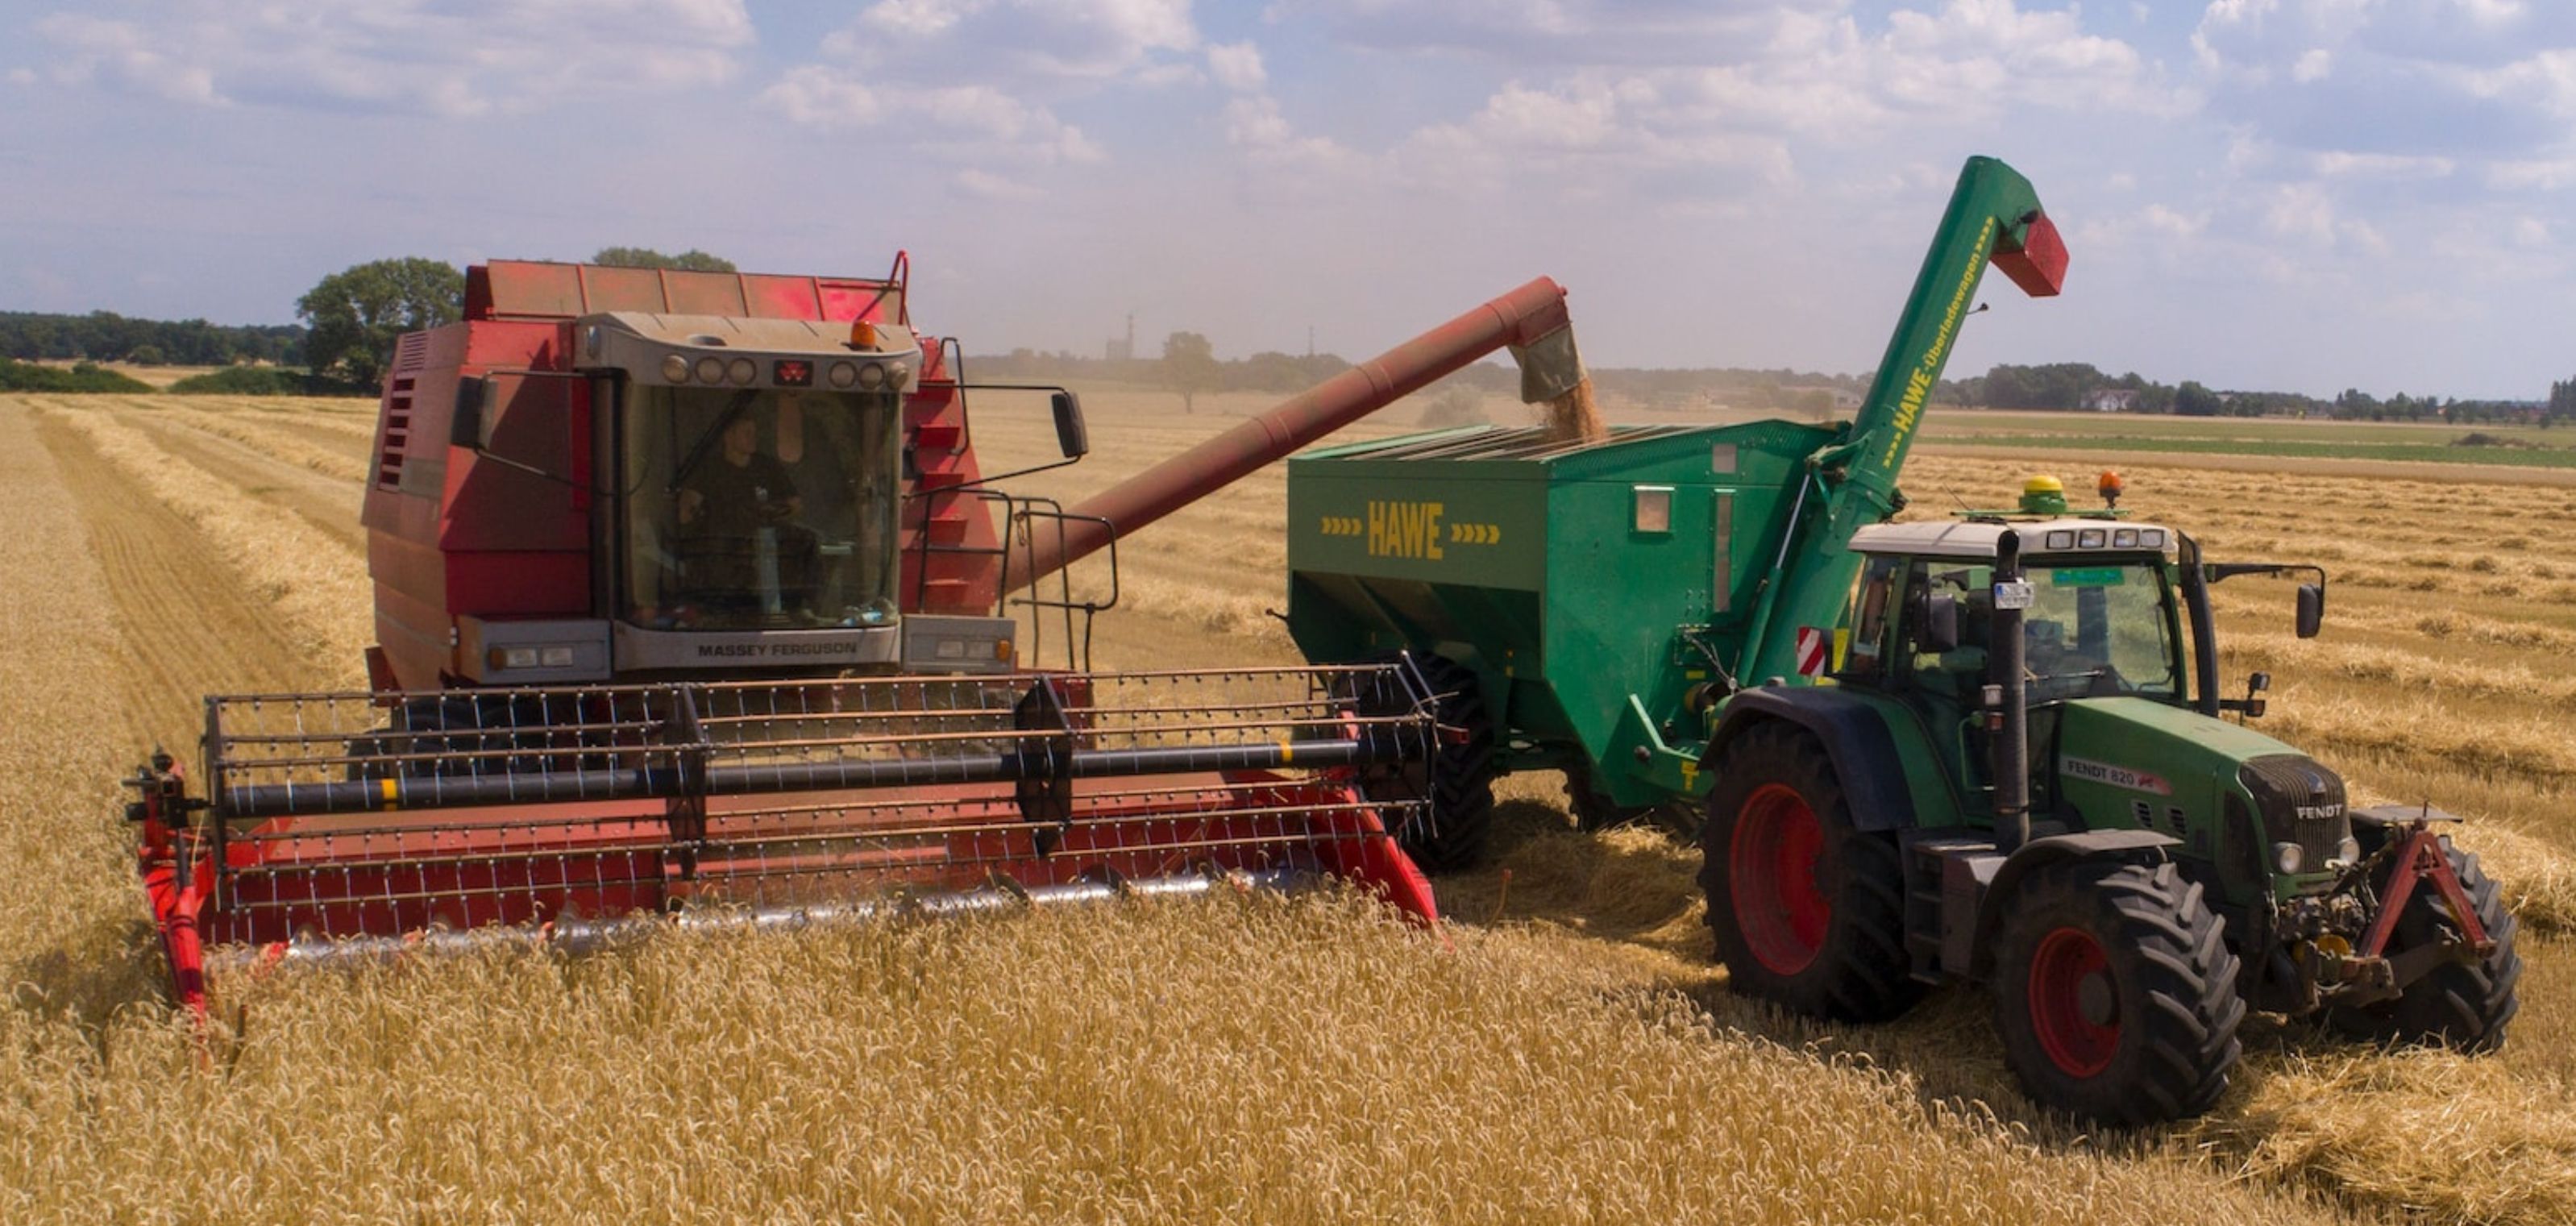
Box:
[127,256,1593,1015]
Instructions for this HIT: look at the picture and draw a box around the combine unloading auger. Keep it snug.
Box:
[124,260,1590,1016]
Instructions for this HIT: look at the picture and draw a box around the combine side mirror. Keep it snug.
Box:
[2295,583,2325,638]
[1051,390,1090,459]
[1922,593,1961,654]
[451,375,497,450]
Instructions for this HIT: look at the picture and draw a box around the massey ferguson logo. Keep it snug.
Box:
[695,641,862,659]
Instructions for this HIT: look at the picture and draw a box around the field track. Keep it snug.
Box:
[3,391,2573,1224]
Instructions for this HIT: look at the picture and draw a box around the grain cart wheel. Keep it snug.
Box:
[2327,835,2520,1052]
[1700,723,1922,1021]
[1344,654,1495,875]
[1992,861,2245,1124]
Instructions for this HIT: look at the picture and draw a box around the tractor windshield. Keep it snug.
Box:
[1900,559,2183,702]
[618,385,903,630]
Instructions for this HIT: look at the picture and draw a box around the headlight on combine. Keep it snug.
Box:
[662,354,690,383]
[857,361,887,390]
[828,361,858,389]
[694,355,725,384]
[727,357,757,385]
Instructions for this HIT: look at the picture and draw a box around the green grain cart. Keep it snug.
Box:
[1285,156,2520,1123]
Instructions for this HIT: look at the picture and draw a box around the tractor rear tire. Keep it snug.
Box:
[2327,835,2520,1052]
[1992,860,2245,1124]
[1700,722,1922,1022]
[1349,654,1495,875]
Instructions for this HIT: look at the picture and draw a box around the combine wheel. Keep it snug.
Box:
[2327,834,2520,1052]
[1699,724,1922,1021]
[1348,654,1494,875]
[1992,861,2245,1124]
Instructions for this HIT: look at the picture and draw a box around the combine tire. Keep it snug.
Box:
[1992,861,2245,1124]
[1700,723,1922,1021]
[2328,835,2520,1052]
[1348,654,1494,875]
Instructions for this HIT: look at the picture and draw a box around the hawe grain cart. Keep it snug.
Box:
[1288,156,2520,1122]
[127,256,1600,1016]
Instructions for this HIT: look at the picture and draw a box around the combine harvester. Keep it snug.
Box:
[126,255,1598,1015]
[1287,156,2520,1122]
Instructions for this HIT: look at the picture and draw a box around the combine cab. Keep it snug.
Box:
[129,256,1593,1014]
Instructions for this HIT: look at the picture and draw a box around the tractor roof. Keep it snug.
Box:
[1850,517,2175,561]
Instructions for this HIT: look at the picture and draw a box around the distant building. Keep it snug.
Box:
[2083,388,2139,413]
[1105,313,1136,362]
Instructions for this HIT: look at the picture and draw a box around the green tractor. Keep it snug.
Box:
[1283,156,2520,1122]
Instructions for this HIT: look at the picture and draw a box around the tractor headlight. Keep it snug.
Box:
[2334,835,2361,867]
[661,354,690,383]
[2274,841,2304,875]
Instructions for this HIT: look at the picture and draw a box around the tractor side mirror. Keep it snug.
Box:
[1922,593,1961,654]
[2295,583,2325,638]
[1051,390,1090,459]
[451,375,497,450]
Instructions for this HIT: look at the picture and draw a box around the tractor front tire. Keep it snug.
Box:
[2327,836,2520,1052]
[1700,723,1922,1022]
[1992,861,2246,1124]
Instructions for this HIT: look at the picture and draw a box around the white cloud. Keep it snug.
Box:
[762,69,1103,164]
[954,168,1044,200]
[773,0,1195,170]
[31,1,750,117]
[2291,48,2332,82]
[1207,42,1267,93]
[2312,151,2456,177]
[6,69,36,88]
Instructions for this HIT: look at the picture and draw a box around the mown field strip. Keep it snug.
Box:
[48,406,369,685]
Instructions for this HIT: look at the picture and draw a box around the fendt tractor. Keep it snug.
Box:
[1286,156,2521,1122]
[126,253,1600,1016]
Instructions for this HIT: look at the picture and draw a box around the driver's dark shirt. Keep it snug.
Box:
[688,451,798,538]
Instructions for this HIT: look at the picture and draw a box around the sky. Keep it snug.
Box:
[2,0,2570,399]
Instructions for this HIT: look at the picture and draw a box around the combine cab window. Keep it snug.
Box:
[620,386,903,630]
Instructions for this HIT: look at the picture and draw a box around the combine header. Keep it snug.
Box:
[129,256,1591,1013]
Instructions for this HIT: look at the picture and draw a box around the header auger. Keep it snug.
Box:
[128,255,1592,1016]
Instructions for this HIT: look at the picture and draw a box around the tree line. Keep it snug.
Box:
[0,310,305,367]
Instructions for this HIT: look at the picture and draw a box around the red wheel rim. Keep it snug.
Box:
[2028,926,2119,1078]
[1729,783,1829,975]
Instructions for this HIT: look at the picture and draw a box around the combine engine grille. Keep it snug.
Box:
[145,664,1444,971]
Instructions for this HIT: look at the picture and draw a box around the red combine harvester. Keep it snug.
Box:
[127,256,1589,1014]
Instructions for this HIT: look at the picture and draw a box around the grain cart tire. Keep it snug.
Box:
[2327,836,2520,1052]
[1344,654,1495,875]
[1700,723,1922,1022]
[1992,860,2245,1124]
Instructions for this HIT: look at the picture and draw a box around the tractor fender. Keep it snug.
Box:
[1968,829,2180,979]
[1702,688,1917,833]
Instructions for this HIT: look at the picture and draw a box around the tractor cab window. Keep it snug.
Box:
[620,385,903,630]
[1901,559,2182,703]
[1839,556,1904,682]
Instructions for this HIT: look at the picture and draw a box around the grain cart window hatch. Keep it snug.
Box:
[1712,492,1735,613]
[1633,486,1673,534]
[1710,443,1738,475]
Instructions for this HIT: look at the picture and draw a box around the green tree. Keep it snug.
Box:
[127,343,167,367]
[297,258,463,389]
[593,247,737,272]
[2173,380,2222,417]
[1162,330,1219,413]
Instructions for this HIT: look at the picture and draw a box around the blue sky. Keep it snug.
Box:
[2,0,2570,398]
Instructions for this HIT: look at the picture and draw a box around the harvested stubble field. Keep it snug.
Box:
[4,388,2574,1224]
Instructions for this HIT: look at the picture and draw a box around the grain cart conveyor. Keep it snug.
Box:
[125,256,1595,1017]
[1286,156,2520,1123]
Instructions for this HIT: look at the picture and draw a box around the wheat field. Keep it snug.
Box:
[3,388,2572,1224]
